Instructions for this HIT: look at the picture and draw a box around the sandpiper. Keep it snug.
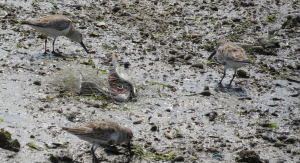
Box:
[215,40,250,86]
[21,15,89,54]
[62,121,133,162]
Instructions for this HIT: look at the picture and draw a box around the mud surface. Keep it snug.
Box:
[0,0,300,162]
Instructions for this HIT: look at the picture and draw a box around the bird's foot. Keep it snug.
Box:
[217,82,223,87]
[52,51,64,57]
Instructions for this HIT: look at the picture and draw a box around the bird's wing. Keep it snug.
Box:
[22,15,71,31]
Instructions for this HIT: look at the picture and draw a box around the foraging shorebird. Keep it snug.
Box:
[21,15,89,54]
[108,54,137,97]
[62,121,133,162]
[215,40,250,86]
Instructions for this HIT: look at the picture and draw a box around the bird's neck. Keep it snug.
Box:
[65,25,77,39]
[112,58,118,67]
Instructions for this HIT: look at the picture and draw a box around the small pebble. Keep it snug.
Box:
[33,81,41,86]
[112,6,121,12]
[172,156,184,162]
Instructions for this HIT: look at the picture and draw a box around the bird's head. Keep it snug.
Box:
[69,30,89,53]
[112,54,119,67]
[216,40,227,49]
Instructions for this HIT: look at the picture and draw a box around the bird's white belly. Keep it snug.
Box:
[223,60,248,69]
[29,25,71,37]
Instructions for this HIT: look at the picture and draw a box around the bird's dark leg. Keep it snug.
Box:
[44,36,47,54]
[219,68,226,84]
[91,146,98,163]
[128,142,132,155]
[126,141,133,163]
[52,37,57,53]
[229,69,237,86]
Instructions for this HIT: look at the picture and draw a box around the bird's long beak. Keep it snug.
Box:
[80,41,89,53]
[208,50,216,60]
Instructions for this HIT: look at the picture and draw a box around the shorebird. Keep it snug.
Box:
[214,40,250,86]
[21,15,89,54]
[108,54,137,97]
[62,121,133,162]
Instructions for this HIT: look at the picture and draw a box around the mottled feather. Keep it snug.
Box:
[215,40,250,85]
[21,15,71,31]
[216,40,250,64]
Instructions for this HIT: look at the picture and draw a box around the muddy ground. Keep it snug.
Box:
[0,0,300,162]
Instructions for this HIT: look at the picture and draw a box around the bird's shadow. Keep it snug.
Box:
[215,83,249,98]
[102,145,133,163]
[28,51,81,60]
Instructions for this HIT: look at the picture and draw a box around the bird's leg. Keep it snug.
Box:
[219,68,226,84]
[229,69,237,86]
[52,37,57,54]
[91,146,98,163]
[126,142,133,163]
[128,142,132,155]
[44,36,47,54]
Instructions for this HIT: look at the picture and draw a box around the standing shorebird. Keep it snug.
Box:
[108,54,137,97]
[215,40,250,86]
[21,15,89,54]
[62,121,133,162]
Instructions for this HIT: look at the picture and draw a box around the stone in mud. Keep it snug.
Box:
[124,61,130,68]
[210,6,218,11]
[112,6,121,13]
[169,49,178,55]
[269,66,277,72]
[33,80,41,86]
[191,63,204,69]
[274,142,286,147]
[277,135,288,141]
[204,86,209,91]
[168,56,176,62]
[200,91,211,96]
[286,76,300,83]
[150,125,158,132]
[262,135,277,143]
[172,156,184,162]
[0,9,8,19]
[205,111,217,121]
[184,54,192,60]
[291,148,300,155]
[133,120,143,124]
[282,15,300,28]
[237,70,249,78]
[92,103,100,108]
[292,118,300,125]
[72,4,82,10]
[0,128,20,152]
[95,22,107,29]
[88,31,100,37]
[284,137,299,144]
[241,1,255,7]
[287,64,295,69]
[235,150,261,163]
[165,132,172,139]
[49,151,73,163]
[206,147,219,153]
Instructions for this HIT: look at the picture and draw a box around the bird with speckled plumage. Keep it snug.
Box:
[215,40,250,86]
[21,15,89,54]
[62,121,133,162]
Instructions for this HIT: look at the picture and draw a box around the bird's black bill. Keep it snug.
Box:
[208,50,216,60]
[80,41,89,53]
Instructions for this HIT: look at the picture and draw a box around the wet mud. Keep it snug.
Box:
[0,0,300,162]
